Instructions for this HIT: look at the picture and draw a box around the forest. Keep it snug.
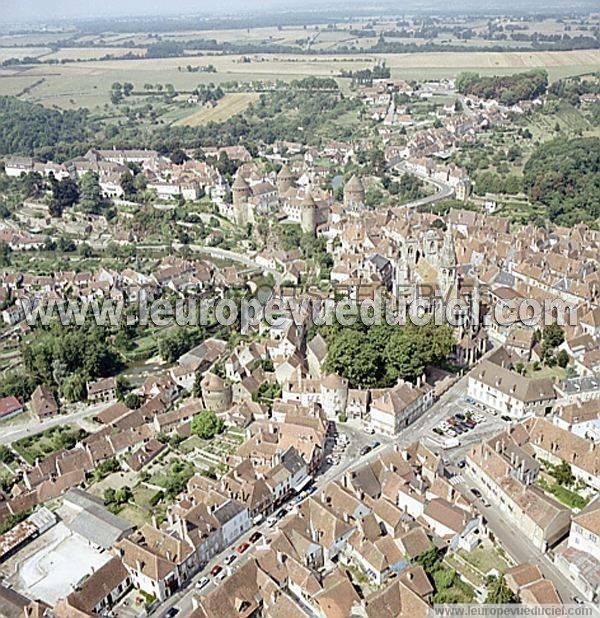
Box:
[455,69,548,106]
[523,137,600,228]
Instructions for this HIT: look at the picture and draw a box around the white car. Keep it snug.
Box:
[445,429,457,437]
[216,569,227,581]
[196,577,209,590]
[267,516,278,527]
[224,554,237,565]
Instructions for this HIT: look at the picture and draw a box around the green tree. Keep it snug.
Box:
[485,575,518,604]
[191,410,225,440]
[554,460,575,487]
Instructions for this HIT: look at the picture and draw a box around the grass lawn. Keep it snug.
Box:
[457,547,510,576]
[538,479,589,510]
[118,504,151,528]
[524,365,567,380]
[13,425,86,465]
[179,435,208,454]
[444,555,485,588]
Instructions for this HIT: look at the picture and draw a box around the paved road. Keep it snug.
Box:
[149,375,480,618]
[450,461,583,605]
[392,161,455,209]
[0,401,110,446]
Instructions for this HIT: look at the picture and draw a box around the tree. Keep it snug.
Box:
[0,445,13,464]
[485,575,518,604]
[124,393,141,409]
[191,410,225,440]
[79,171,109,214]
[556,350,569,368]
[554,460,575,487]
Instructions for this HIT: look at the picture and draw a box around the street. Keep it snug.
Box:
[148,373,496,618]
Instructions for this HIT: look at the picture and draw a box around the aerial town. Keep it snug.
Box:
[0,2,598,617]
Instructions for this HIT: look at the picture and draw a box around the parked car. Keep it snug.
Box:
[481,497,491,507]
[445,429,457,437]
[196,577,209,590]
[249,531,263,543]
[433,427,444,436]
[224,554,237,565]
[360,445,372,456]
[455,413,466,421]
[457,460,466,469]
[501,415,512,423]
[470,488,482,499]
[267,516,278,527]
[237,542,251,554]
[162,609,179,618]
[252,514,264,525]
[465,397,475,405]
[371,440,381,449]
[365,426,375,435]
[572,596,584,605]
[210,565,223,577]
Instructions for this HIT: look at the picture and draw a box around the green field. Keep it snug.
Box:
[2,48,597,110]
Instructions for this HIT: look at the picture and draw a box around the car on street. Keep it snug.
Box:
[360,445,372,456]
[501,415,512,423]
[465,396,475,405]
[250,531,263,543]
[445,429,457,437]
[276,508,286,518]
[371,440,381,449]
[457,459,466,469]
[481,497,491,507]
[267,515,278,527]
[470,488,482,499]
[433,427,444,436]
[224,553,237,565]
[210,565,223,577]
[365,426,375,435]
[572,596,584,605]
[162,609,179,618]
[455,413,466,421]
[237,542,251,554]
[196,577,209,590]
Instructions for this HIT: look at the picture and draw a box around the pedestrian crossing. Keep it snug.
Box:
[449,475,464,486]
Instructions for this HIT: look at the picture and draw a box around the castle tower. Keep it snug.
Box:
[300,192,317,236]
[277,163,295,195]
[231,171,251,207]
[394,246,410,298]
[343,175,365,210]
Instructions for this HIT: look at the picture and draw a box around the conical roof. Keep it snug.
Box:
[277,163,294,180]
[302,192,316,208]
[345,175,364,192]
[232,173,249,189]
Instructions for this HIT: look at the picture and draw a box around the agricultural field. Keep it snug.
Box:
[174,92,260,126]
[3,48,598,110]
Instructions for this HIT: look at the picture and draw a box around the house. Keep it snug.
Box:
[115,524,196,602]
[0,396,23,421]
[30,384,59,420]
[369,381,434,436]
[60,556,131,615]
[556,498,600,602]
[467,360,556,418]
[87,377,118,403]
[467,438,571,551]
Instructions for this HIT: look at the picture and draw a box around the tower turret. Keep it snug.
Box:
[300,192,317,236]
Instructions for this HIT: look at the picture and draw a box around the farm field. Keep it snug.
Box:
[1,49,598,110]
[174,92,260,126]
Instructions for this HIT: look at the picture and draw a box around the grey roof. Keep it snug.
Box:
[368,253,391,272]
[495,270,515,287]
[67,503,134,550]
[63,487,105,510]
[282,447,305,475]
[557,374,600,395]
[213,499,246,525]
[307,333,328,362]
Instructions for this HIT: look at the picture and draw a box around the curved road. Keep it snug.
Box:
[391,159,455,209]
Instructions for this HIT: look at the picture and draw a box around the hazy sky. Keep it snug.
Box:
[1,0,595,26]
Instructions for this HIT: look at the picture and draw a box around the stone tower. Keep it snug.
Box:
[231,171,251,207]
[343,175,365,210]
[300,192,317,236]
[277,163,295,195]
[439,226,457,293]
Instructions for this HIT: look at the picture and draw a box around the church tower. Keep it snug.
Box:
[439,226,457,293]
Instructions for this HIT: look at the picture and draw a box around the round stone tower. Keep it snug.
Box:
[343,175,366,209]
[300,192,317,236]
[277,163,295,194]
[231,172,251,207]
